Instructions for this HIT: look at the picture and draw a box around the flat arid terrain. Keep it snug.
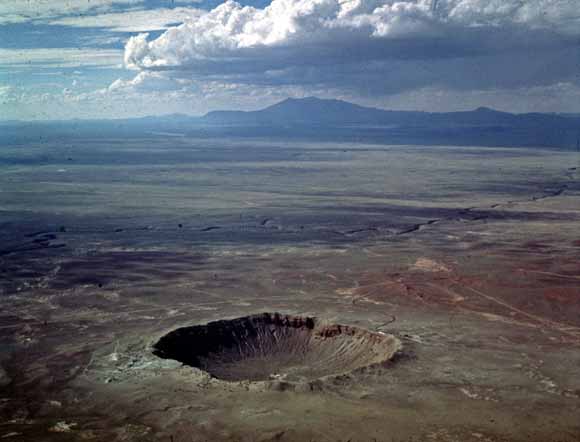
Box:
[1,137,580,442]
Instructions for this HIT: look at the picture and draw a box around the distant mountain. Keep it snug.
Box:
[2,97,579,149]
[202,97,396,125]
[194,97,580,148]
[200,97,557,127]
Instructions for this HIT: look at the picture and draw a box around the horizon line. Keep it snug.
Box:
[1,96,574,124]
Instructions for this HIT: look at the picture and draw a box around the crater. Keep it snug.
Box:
[152,313,401,382]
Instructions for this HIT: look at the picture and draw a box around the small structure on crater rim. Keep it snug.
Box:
[153,312,401,382]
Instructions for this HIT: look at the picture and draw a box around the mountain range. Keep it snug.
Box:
[202,97,578,128]
[3,97,580,149]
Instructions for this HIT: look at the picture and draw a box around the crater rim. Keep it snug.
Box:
[152,312,402,383]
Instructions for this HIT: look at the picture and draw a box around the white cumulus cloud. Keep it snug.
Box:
[123,0,580,72]
[116,0,580,105]
[108,71,192,93]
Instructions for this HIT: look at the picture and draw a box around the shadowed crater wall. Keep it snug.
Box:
[152,313,401,382]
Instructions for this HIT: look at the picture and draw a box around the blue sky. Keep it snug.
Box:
[1,0,580,120]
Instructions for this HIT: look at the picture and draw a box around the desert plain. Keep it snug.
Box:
[1,137,580,441]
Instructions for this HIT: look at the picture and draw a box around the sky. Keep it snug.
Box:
[1,0,580,120]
